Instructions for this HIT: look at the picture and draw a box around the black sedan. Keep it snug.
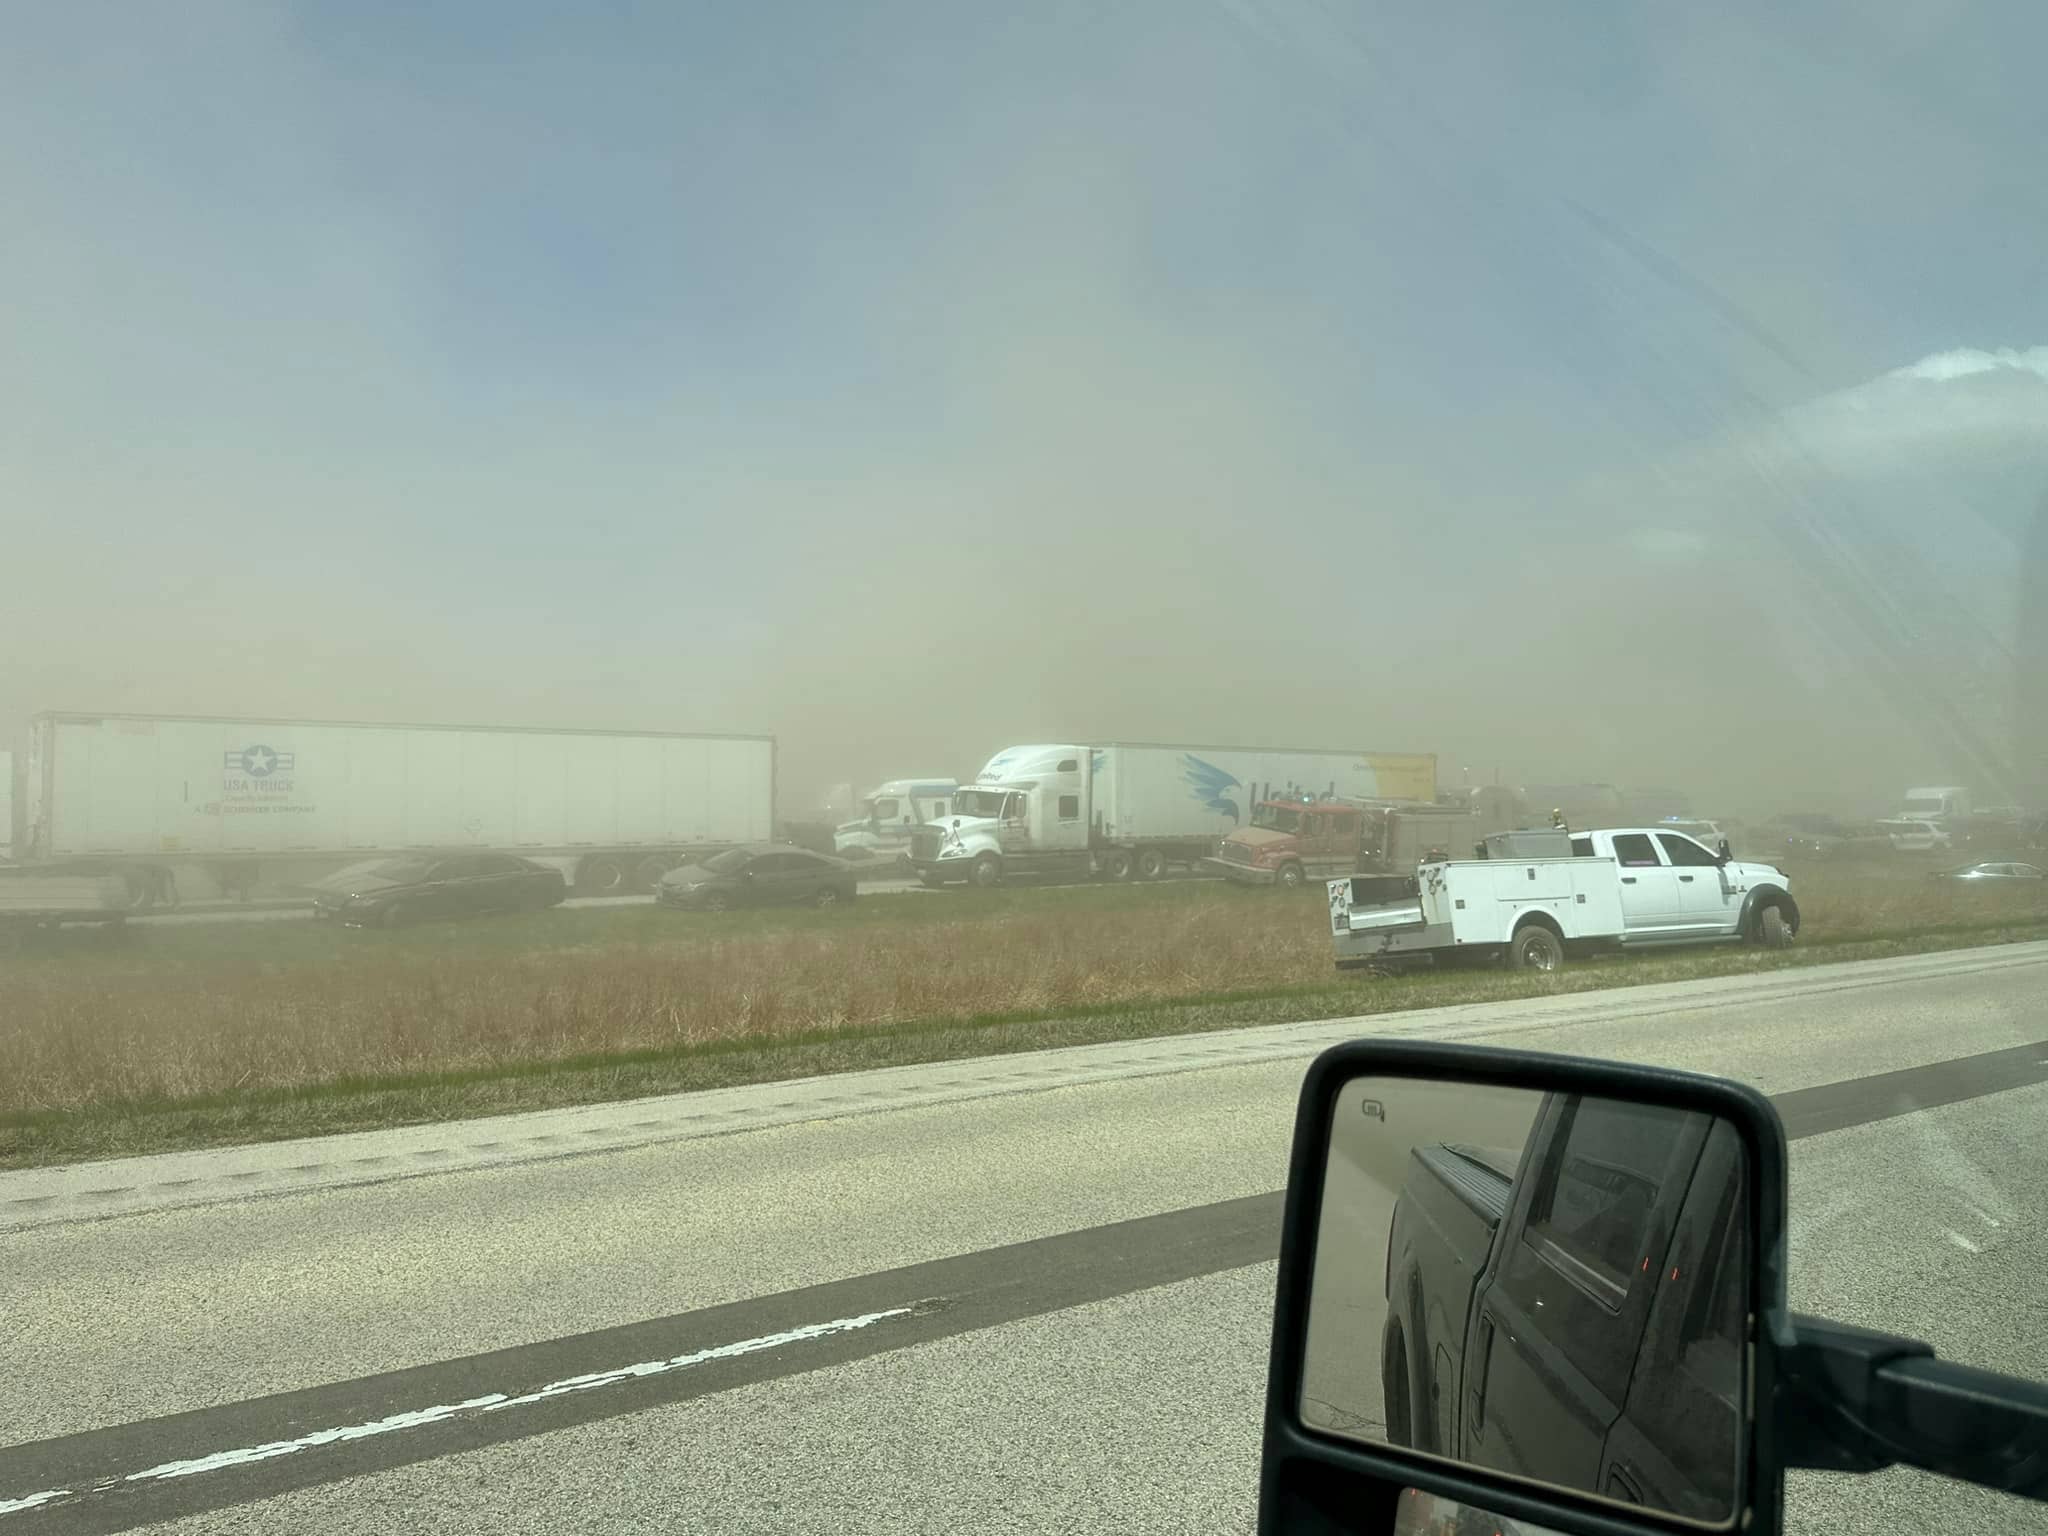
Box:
[310,854,568,927]
[656,843,858,911]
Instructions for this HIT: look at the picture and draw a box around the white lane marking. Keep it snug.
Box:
[0,1492,67,1516]
[1,1307,917,1516]
[1944,1228,1983,1254]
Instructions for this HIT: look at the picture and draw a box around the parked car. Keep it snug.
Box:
[309,854,567,927]
[1931,860,2044,882]
[656,843,859,910]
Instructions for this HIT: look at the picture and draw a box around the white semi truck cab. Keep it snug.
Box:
[832,779,959,860]
[908,747,1102,888]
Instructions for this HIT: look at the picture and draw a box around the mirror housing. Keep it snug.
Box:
[1261,1040,2048,1536]
[1260,1039,1791,1536]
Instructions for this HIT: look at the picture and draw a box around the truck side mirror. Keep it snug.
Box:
[1259,1041,2048,1536]
[1717,837,1733,863]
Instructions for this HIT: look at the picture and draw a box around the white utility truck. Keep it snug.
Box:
[910,742,1437,887]
[832,778,959,861]
[10,712,776,906]
[1327,825,1798,971]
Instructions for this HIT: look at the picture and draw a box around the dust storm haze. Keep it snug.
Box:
[4,2,2044,818]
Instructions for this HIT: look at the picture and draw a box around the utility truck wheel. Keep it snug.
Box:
[971,855,1003,889]
[1510,923,1565,972]
[1277,861,1306,889]
[1758,904,1793,948]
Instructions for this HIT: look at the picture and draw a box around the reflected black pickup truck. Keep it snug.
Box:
[1380,1095,1748,1521]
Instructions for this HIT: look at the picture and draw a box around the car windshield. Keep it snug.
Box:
[5,8,2042,1534]
[1251,805,1304,833]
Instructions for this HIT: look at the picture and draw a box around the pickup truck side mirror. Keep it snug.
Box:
[1259,1040,2048,1536]
[1717,838,1733,863]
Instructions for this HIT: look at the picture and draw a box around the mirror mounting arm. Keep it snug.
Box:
[1778,1314,2048,1501]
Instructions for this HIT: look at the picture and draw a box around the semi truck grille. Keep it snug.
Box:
[1216,843,1257,866]
[910,828,944,862]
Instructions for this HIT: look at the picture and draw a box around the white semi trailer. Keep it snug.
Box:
[907,741,1437,887]
[9,712,776,906]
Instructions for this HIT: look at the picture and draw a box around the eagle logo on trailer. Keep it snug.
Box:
[1182,754,1243,824]
[225,744,295,778]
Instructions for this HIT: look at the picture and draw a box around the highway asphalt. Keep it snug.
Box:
[2,942,2044,1534]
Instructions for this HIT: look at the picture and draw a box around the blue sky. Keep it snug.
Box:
[4,1,2044,808]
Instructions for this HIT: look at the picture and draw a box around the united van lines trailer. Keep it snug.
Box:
[908,741,1438,886]
[14,713,775,906]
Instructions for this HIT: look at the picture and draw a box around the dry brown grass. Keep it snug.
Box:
[2,863,2043,1129]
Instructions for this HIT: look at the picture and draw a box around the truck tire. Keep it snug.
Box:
[1758,903,1793,948]
[970,854,1003,889]
[1510,921,1565,972]
[1101,849,1134,881]
[1277,861,1306,890]
[576,855,627,896]
[1382,1324,1413,1447]
[118,869,157,912]
[1135,847,1166,880]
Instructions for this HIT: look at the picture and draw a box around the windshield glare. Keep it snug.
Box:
[953,790,1009,818]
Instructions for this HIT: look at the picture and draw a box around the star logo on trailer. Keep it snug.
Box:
[225,744,295,778]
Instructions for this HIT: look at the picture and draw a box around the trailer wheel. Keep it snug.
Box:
[1277,861,1306,889]
[1135,847,1166,880]
[575,854,627,896]
[118,869,157,912]
[1101,849,1134,881]
[634,855,671,892]
[970,854,1003,889]
[1510,922,1565,972]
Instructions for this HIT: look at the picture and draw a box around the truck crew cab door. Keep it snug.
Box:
[1461,1096,1709,1494]
[1606,833,1685,933]
[1599,1121,1746,1519]
[1323,809,1361,873]
[1656,831,1740,932]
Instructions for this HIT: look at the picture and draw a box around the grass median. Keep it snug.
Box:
[4,867,2046,1169]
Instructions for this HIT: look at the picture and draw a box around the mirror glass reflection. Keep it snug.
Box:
[1301,1078,1750,1526]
